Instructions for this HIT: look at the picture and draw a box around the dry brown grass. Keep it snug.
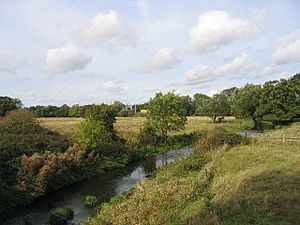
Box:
[38,116,251,142]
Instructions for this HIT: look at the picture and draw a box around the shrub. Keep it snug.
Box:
[16,144,92,198]
[24,215,33,225]
[137,127,155,146]
[85,195,98,207]
[48,207,74,225]
[195,127,248,153]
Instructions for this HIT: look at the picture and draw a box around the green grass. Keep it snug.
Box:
[85,123,300,225]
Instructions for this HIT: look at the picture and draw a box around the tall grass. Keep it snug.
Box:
[38,116,253,142]
[85,123,300,225]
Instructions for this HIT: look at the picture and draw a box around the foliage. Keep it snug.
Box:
[24,215,33,225]
[80,104,126,157]
[202,93,231,123]
[0,110,70,186]
[195,127,248,153]
[0,96,22,117]
[28,104,70,117]
[232,84,261,128]
[145,91,187,142]
[180,95,195,116]
[85,195,98,207]
[16,144,95,198]
[255,74,300,125]
[48,207,74,225]
[193,93,211,116]
[68,104,84,117]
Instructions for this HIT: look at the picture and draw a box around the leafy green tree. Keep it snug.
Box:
[145,91,187,142]
[220,87,238,115]
[180,95,195,116]
[232,84,261,128]
[112,101,125,113]
[202,93,231,123]
[80,104,125,156]
[68,104,83,117]
[193,93,211,115]
[255,74,300,125]
[0,96,22,116]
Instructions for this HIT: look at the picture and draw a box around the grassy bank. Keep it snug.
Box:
[86,123,300,225]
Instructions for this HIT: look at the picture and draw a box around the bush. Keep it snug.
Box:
[24,215,33,225]
[85,195,98,207]
[17,144,93,198]
[138,127,155,146]
[195,127,248,153]
[48,207,74,225]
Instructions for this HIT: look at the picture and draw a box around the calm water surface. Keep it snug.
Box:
[3,146,194,225]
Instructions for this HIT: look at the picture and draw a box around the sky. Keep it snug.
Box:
[0,0,300,106]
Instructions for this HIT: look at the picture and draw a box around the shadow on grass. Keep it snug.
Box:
[185,170,300,225]
[214,170,300,225]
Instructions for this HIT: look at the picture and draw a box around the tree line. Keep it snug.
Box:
[1,73,299,127]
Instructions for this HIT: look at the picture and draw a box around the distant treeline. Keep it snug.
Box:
[1,73,299,126]
[26,102,147,117]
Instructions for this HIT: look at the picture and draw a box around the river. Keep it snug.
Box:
[3,146,194,225]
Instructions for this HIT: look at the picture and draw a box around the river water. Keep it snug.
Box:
[3,146,194,225]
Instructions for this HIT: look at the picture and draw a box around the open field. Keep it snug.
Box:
[38,116,252,141]
[86,122,300,225]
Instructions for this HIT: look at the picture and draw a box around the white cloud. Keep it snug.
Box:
[0,53,26,72]
[102,80,128,93]
[77,10,135,47]
[184,65,214,85]
[184,53,258,85]
[188,11,257,54]
[215,53,258,76]
[45,45,92,74]
[132,48,181,73]
[261,65,282,76]
[273,29,300,64]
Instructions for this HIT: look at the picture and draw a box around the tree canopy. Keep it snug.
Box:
[232,84,261,127]
[145,91,187,141]
[0,96,22,117]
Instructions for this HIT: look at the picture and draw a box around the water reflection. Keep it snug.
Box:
[3,146,193,225]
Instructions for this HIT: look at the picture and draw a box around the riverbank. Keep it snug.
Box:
[86,123,300,225]
[1,117,252,224]
[3,146,194,225]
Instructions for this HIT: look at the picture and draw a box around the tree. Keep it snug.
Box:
[145,91,187,142]
[80,104,125,156]
[68,104,83,117]
[255,74,300,125]
[180,95,195,116]
[0,96,22,116]
[193,93,210,115]
[232,84,261,128]
[202,93,231,123]
[220,87,238,115]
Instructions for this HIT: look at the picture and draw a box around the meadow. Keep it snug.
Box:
[38,116,252,141]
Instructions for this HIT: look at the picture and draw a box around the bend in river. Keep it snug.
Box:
[4,146,194,225]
